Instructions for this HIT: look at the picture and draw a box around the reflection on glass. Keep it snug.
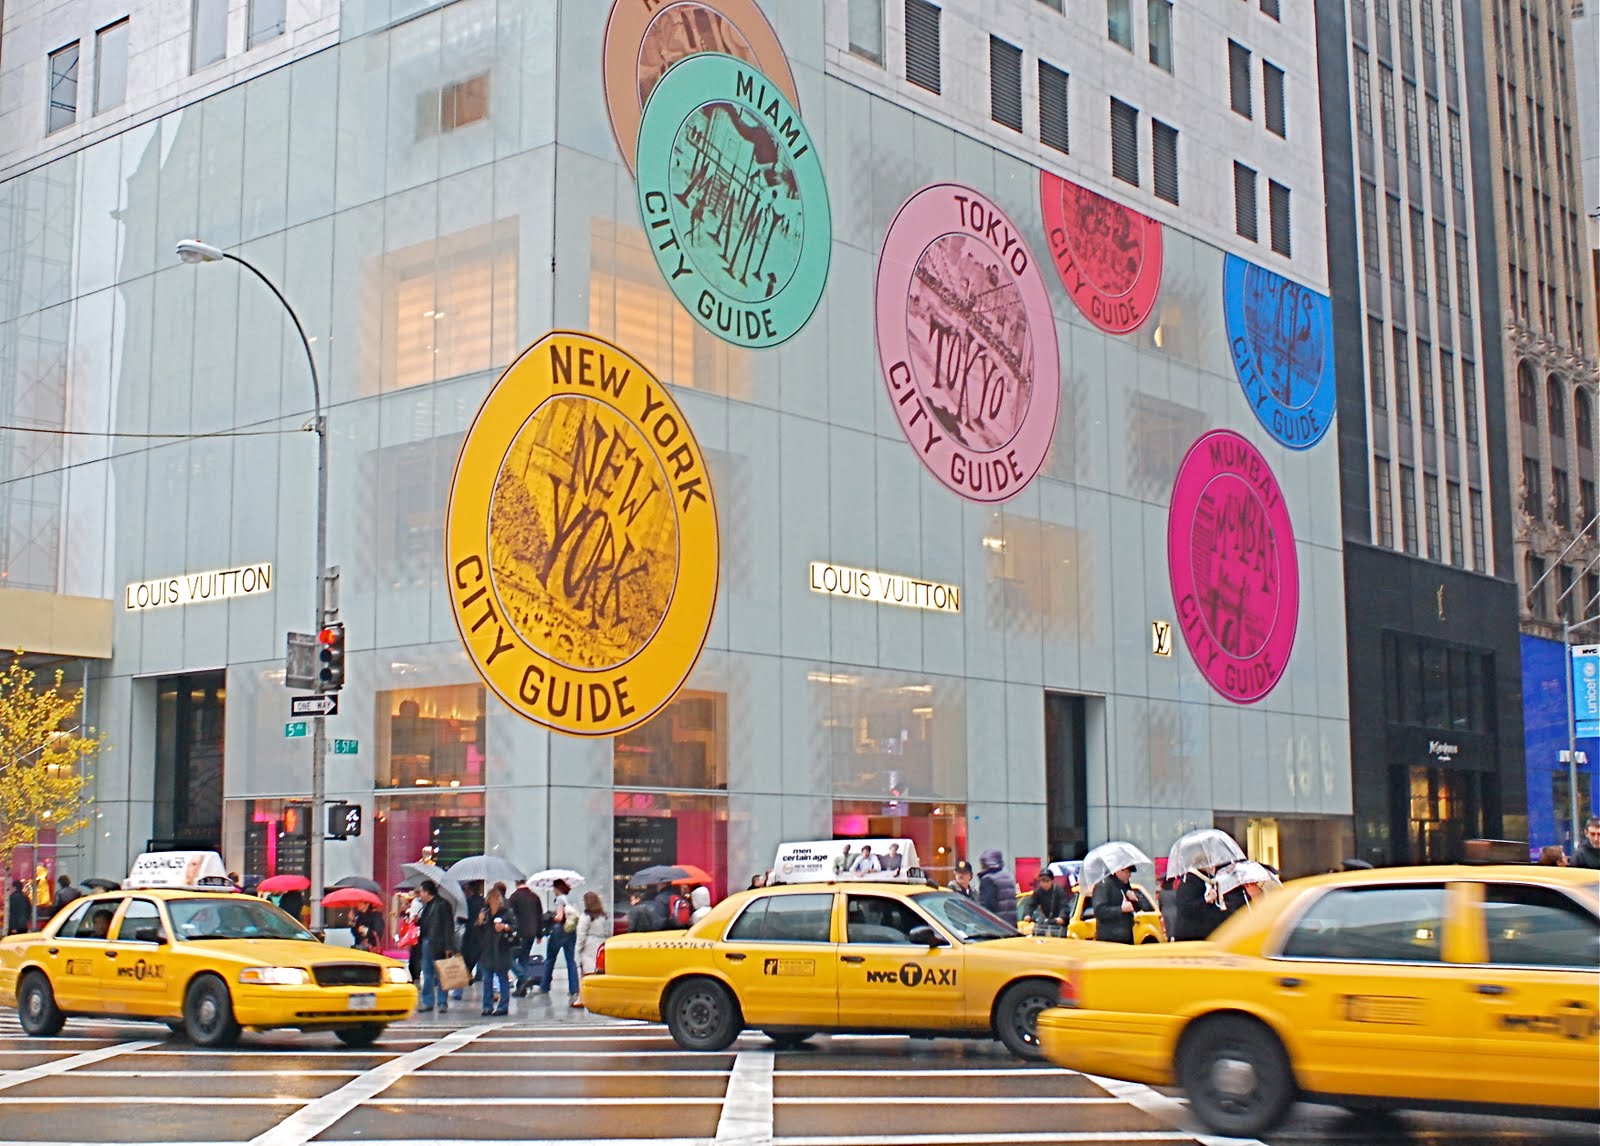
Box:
[375,684,486,788]
[832,800,967,886]
[612,790,728,912]
[374,790,486,897]
[47,43,79,133]
[381,221,518,390]
[225,797,311,882]
[95,21,128,114]
[983,514,1089,637]
[614,690,727,790]
[363,432,464,589]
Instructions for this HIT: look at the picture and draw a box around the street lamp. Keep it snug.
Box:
[176,239,332,929]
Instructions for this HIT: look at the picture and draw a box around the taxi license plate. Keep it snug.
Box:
[348,993,377,1011]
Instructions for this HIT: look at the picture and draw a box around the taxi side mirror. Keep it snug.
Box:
[908,925,948,948]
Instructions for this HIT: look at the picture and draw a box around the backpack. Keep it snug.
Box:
[668,894,693,928]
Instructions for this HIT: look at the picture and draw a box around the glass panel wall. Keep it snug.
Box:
[375,683,486,789]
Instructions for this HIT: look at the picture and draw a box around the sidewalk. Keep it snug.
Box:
[409,980,629,1027]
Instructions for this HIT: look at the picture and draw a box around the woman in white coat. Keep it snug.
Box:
[573,890,612,1006]
[688,886,712,925]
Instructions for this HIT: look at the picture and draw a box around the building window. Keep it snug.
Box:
[1410,208,1428,297]
[1433,221,1451,311]
[1108,0,1135,50]
[848,0,885,63]
[904,0,941,94]
[1399,0,1415,55]
[1368,316,1388,408]
[1417,339,1434,427]
[1039,60,1070,153]
[1470,488,1486,570]
[94,20,128,114]
[1361,183,1381,271]
[375,790,485,907]
[1425,475,1443,561]
[153,672,226,849]
[1268,181,1291,256]
[224,799,312,884]
[47,42,79,133]
[1576,389,1592,445]
[191,0,228,72]
[376,684,486,790]
[614,690,727,791]
[249,0,286,47]
[1393,326,1412,419]
[1148,0,1174,71]
[989,36,1023,131]
[1403,81,1421,166]
[1152,119,1179,204]
[1547,377,1566,437]
[614,792,730,907]
[1229,41,1253,118]
[1527,554,1548,618]
[1455,232,1472,315]
[1261,0,1281,18]
[1448,111,1465,190]
[1447,482,1465,566]
[1523,456,1543,520]
[1582,478,1597,529]
[1463,361,1479,444]
[1440,354,1457,437]
[385,223,518,390]
[417,74,492,139]
[1400,465,1420,554]
[1263,61,1286,137]
[1553,467,1571,528]
[1518,362,1539,425]
[1442,0,1458,74]
[1039,0,1065,9]
[1234,162,1258,241]
[1380,64,1398,152]
[1110,98,1140,185]
[1421,0,1437,52]
[1355,50,1374,138]
[1376,460,1396,547]
[1386,195,1405,288]
[1426,98,1443,180]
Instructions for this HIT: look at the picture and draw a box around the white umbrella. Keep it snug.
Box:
[527,868,585,889]
[1166,829,1247,879]
[400,862,466,915]
[446,855,524,885]
[1215,860,1280,898]
[1081,841,1153,891]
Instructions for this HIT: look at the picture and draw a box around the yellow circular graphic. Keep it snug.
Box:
[447,331,719,737]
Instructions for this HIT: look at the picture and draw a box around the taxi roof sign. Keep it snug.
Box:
[125,850,234,890]
[770,839,924,885]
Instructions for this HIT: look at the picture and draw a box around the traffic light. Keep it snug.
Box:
[327,803,362,840]
[317,624,346,691]
[282,803,311,838]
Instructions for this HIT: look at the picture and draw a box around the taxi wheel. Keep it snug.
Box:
[664,978,742,1052]
[1178,1015,1295,1138]
[184,974,241,1048]
[17,972,65,1037]
[994,979,1056,1061]
[334,1024,386,1047]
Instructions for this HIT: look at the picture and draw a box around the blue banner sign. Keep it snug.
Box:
[1571,645,1600,738]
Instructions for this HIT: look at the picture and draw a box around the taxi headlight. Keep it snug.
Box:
[383,966,412,985]
[239,967,310,986]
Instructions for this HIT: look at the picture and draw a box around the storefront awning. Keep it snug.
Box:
[0,588,114,659]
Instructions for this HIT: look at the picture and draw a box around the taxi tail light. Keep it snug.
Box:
[594,941,606,975]
[1058,971,1080,1008]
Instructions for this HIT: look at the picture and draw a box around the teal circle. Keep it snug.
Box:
[636,53,831,349]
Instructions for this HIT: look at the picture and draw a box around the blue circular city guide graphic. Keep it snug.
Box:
[1223,254,1336,450]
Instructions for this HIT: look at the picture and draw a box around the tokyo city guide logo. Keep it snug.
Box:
[1038,171,1163,335]
[1223,254,1336,450]
[634,53,831,348]
[602,0,798,178]
[1167,430,1299,704]
[875,183,1060,503]
[445,331,720,737]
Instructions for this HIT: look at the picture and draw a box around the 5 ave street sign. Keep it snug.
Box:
[284,721,308,738]
[291,694,339,717]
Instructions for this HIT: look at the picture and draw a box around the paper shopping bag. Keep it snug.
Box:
[434,954,470,992]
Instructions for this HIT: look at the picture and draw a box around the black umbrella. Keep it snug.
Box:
[628,865,683,889]
[81,878,120,891]
[1341,858,1375,871]
[331,876,382,895]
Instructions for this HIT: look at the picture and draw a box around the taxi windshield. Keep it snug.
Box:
[168,898,315,942]
[910,890,1019,942]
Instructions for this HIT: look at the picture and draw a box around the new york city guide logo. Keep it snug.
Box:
[875,184,1060,503]
[1167,430,1300,704]
[1224,254,1336,450]
[1039,171,1163,335]
[446,331,720,737]
[635,53,831,349]
[602,0,798,178]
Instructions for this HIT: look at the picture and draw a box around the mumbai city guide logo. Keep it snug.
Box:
[875,183,1060,503]
[1038,170,1163,335]
[1167,430,1299,704]
[445,331,720,738]
[1223,254,1336,450]
[602,0,798,178]
[634,53,830,349]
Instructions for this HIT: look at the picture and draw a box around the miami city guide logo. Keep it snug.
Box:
[634,53,830,348]
[1223,254,1336,450]
[602,0,797,178]
[1038,171,1163,335]
[1167,430,1300,704]
[445,331,720,737]
[875,184,1060,503]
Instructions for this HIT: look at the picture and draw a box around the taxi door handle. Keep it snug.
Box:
[104,950,119,958]
[841,955,865,964]
[1475,983,1509,996]
[1276,977,1304,989]
[723,953,746,962]
[46,948,58,956]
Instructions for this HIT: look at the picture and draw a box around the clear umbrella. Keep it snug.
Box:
[445,855,524,885]
[1215,860,1280,898]
[527,869,585,889]
[1165,829,1247,879]
[399,862,466,915]
[1081,841,1153,890]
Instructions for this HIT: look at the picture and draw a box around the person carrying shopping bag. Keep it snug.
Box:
[538,879,580,999]
[415,881,456,1012]
[476,885,516,1015]
[573,891,612,1009]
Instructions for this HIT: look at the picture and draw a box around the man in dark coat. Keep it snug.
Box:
[976,850,1018,925]
[626,890,658,934]
[277,888,304,922]
[1091,865,1138,944]
[458,883,485,998]
[508,879,544,996]
[946,859,976,899]
[1573,817,1600,870]
[1020,870,1069,931]
[52,876,80,912]
[1172,869,1230,941]
[416,881,457,1012]
[6,880,32,934]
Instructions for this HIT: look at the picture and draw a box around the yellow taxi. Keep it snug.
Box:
[0,888,416,1047]
[1018,884,1166,944]
[1037,864,1600,1137]
[583,879,1090,1059]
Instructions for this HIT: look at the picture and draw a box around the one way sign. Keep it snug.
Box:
[291,695,338,717]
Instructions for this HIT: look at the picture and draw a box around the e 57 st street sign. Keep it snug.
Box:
[291,694,339,717]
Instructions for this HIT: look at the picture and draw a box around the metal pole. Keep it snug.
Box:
[1565,619,1581,851]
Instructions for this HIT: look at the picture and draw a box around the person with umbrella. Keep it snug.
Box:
[1167,829,1246,941]
[1082,841,1152,945]
[538,879,580,999]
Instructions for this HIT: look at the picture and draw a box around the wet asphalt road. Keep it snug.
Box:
[0,1001,1593,1145]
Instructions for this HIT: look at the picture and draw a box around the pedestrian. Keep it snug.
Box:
[6,879,31,935]
[688,886,712,925]
[1572,817,1600,870]
[415,880,457,1013]
[574,891,611,1009]
[1172,866,1230,941]
[947,859,976,899]
[747,873,767,890]
[1538,845,1569,866]
[459,881,486,995]
[508,878,544,997]
[626,890,657,934]
[277,887,304,923]
[352,906,385,951]
[976,850,1018,925]
[1091,864,1139,945]
[476,885,516,1016]
[650,882,676,928]
[1020,869,1069,933]
[539,879,580,998]
[52,875,80,912]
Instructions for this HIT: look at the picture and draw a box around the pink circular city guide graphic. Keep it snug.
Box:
[1167,430,1299,704]
[1039,170,1162,335]
[876,183,1059,503]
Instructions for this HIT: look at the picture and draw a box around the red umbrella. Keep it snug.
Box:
[258,874,310,894]
[321,887,382,910]
[669,864,713,887]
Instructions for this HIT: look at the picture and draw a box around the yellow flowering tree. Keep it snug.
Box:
[0,654,102,865]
